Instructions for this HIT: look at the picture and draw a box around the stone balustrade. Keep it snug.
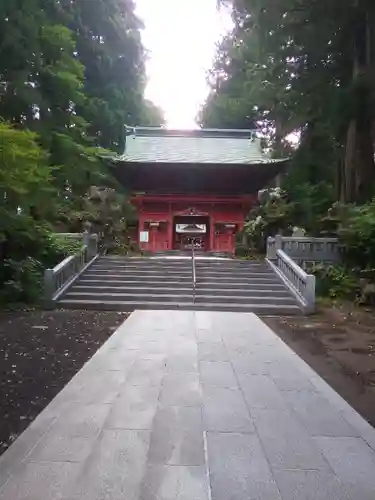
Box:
[267,234,340,265]
[266,234,338,313]
[44,233,98,308]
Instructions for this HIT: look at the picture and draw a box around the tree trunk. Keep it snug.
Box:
[343,1,375,203]
[344,119,357,202]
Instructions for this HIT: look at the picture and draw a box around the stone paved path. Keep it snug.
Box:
[1,310,375,500]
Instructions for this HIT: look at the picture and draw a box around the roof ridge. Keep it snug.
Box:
[125,126,257,139]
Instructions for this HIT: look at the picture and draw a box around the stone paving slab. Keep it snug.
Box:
[2,310,375,499]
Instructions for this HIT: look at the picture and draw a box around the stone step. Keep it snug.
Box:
[81,271,280,282]
[87,267,192,276]
[195,288,291,298]
[153,251,232,258]
[89,266,192,273]
[83,273,193,281]
[197,276,285,289]
[85,267,274,279]
[194,294,296,305]
[90,263,265,272]
[94,258,192,265]
[198,275,279,283]
[97,257,261,265]
[84,277,280,286]
[58,299,302,315]
[92,262,269,271]
[98,257,227,264]
[64,291,295,305]
[199,268,272,274]
[81,273,194,283]
[72,285,193,294]
[195,261,265,267]
[92,267,271,274]
[77,279,191,287]
[76,280,286,291]
[71,285,291,298]
[64,292,194,303]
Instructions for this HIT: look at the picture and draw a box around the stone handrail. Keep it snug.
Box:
[274,249,316,313]
[267,234,340,264]
[54,233,85,239]
[191,246,196,303]
[44,233,98,308]
[266,235,318,313]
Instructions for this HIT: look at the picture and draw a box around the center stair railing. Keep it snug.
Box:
[191,246,197,304]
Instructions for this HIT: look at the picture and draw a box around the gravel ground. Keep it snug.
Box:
[265,304,375,427]
[0,309,128,456]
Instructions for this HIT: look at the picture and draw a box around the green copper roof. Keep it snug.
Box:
[117,127,285,165]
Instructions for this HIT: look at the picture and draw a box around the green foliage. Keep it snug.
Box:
[0,215,84,305]
[235,244,263,260]
[140,100,166,127]
[0,1,163,305]
[283,182,335,236]
[235,245,249,258]
[83,186,136,253]
[336,199,375,270]
[48,235,84,261]
[0,123,52,212]
[202,0,375,204]
[1,258,42,304]
[244,188,293,253]
[308,264,358,300]
[56,0,148,152]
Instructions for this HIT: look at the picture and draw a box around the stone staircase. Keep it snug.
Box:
[58,256,302,315]
[194,259,301,314]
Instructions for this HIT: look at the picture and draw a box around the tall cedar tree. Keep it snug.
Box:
[201,0,375,204]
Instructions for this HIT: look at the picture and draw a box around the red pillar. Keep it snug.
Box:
[210,217,215,251]
[229,231,236,255]
[138,214,145,249]
[168,215,174,250]
[150,226,157,252]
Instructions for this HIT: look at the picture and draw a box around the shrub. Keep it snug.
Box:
[337,199,375,269]
[0,214,84,306]
[235,245,248,258]
[308,263,358,299]
[244,188,293,253]
[1,258,42,304]
[49,235,84,263]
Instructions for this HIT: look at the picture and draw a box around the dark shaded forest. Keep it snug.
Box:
[0,0,164,303]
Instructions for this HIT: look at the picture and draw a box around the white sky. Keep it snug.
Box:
[135,0,232,129]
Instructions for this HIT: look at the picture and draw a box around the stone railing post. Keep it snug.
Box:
[44,268,54,309]
[266,234,283,260]
[83,230,90,246]
[266,237,276,259]
[304,273,316,313]
[275,233,282,252]
[84,233,98,260]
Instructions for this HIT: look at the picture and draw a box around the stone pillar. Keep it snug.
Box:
[304,274,316,313]
[266,234,282,260]
[86,234,98,260]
